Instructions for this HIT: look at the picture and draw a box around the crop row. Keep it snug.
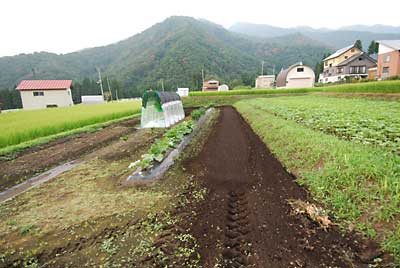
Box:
[248,96,400,153]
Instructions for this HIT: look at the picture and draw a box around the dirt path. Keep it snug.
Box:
[185,107,380,268]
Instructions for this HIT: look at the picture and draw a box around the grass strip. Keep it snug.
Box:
[189,80,400,97]
[0,114,139,157]
[235,100,400,263]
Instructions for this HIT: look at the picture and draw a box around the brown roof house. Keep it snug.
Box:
[319,44,377,83]
[276,63,315,88]
[202,80,220,91]
[376,40,400,79]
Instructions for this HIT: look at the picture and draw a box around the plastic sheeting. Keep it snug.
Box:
[140,91,185,128]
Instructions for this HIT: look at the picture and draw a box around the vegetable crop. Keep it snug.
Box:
[249,96,400,153]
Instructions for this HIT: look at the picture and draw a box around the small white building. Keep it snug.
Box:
[217,84,229,91]
[81,95,105,104]
[177,88,189,97]
[16,80,74,110]
[255,75,275,89]
[276,63,315,88]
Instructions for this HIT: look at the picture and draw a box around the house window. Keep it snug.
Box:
[345,56,348,59]
[337,67,343,74]
[359,57,363,61]
[382,67,390,74]
[329,63,332,67]
[297,67,304,72]
[384,55,391,63]
[351,49,355,52]
[33,91,44,96]
[324,62,327,66]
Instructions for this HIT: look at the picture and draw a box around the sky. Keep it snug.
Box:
[1,0,399,57]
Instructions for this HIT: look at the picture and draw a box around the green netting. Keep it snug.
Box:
[142,90,163,112]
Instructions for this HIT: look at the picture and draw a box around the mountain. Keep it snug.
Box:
[229,22,400,49]
[339,24,400,34]
[0,16,330,97]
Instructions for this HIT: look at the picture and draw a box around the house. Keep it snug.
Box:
[319,44,377,83]
[202,80,219,91]
[276,63,315,88]
[376,40,400,79]
[16,80,73,110]
[255,75,275,89]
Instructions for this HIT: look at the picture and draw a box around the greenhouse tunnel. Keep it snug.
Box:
[140,90,185,128]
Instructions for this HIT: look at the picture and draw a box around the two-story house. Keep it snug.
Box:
[319,44,377,83]
[376,40,400,79]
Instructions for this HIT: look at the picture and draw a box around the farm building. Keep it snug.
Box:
[376,40,400,79]
[16,80,74,110]
[218,84,229,91]
[177,88,189,97]
[276,63,315,88]
[202,80,220,91]
[81,95,105,104]
[255,75,275,89]
[140,91,185,128]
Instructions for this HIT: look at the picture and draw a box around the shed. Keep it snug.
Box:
[81,95,105,104]
[140,91,185,128]
[16,80,74,110]
[276,63,315,88]
[218,84,229,91]
[177,88,189,97]
[255,75,275,89]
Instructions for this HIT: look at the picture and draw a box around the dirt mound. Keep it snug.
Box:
[185,107,386,268]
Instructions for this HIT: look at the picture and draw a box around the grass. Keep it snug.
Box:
[235,98,400,264]
[0,100,141,149]
[189,80,400,97]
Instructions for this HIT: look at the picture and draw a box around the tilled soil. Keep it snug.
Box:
[185,107,383,268]
[0,118,138,191]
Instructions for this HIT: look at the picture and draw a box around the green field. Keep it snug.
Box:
[0,101,141,150]
[189,80,400,97]
[235,96,400,262]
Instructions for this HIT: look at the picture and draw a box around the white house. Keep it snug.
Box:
[276,63,315,88]
[255,75,275,88]
[16,80,74,110]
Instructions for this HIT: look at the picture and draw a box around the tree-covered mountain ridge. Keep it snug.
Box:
[0,16,331,94]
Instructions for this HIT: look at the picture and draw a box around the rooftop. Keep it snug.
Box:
[324,44,355,61]
[377,40,400,50]
[16,80,73,91]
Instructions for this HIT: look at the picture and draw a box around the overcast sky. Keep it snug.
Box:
[1,0,399,57]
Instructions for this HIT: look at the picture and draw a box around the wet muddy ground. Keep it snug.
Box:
[184,107,386,268]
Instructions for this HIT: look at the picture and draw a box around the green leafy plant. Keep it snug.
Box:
[129,120,195,171]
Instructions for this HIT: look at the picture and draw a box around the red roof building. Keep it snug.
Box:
[16,80,74,110]
[16,80,73,91]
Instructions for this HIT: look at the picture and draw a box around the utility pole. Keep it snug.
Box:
[201,69,205,91]
[261,61,264,76]
[115,89,119,101]
[161,79,165,92]
[106,76,112,101]
[273,65,276,76]
[96,67,104,99]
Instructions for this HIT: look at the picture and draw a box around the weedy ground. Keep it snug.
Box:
[0,109,219,268]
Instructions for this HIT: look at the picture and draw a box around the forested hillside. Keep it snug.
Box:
[0,16,331,109]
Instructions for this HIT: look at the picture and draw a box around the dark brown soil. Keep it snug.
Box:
[0,118,138,191]
[185,107,386,268]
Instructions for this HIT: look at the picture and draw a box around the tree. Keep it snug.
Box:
[367,41,379,55]
[354,40,363,51]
